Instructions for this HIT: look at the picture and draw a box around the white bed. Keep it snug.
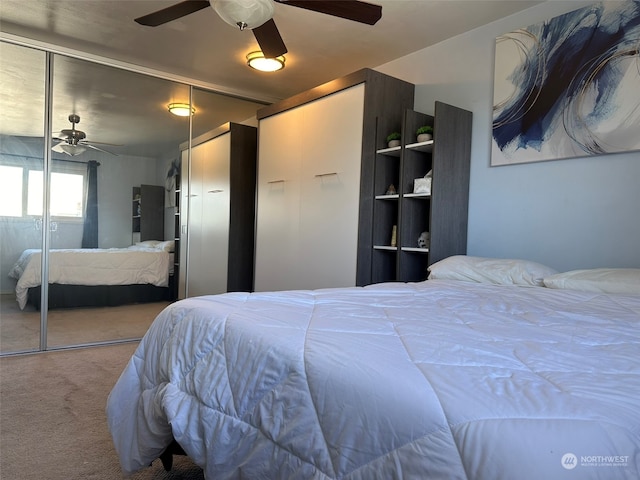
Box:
[9,242,173,309]
[106,257,640,479]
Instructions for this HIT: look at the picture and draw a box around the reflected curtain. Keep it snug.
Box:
[81,160,99,248]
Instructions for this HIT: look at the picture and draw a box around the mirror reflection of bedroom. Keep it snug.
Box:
[0,42,264,355]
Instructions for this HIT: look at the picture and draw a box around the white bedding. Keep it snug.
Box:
[9,246,170,309]
[107,279,640,479]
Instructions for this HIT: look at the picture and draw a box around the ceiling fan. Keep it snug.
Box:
[52,114,119,156]
[134,0,383,58]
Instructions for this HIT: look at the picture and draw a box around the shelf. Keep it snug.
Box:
[375,194,399,200]
[373,245,398,251]
[406,140,433,152]
[369,104,471,285]
[401,247,429,253]
[403,193,430,199]
[376,146,401,157]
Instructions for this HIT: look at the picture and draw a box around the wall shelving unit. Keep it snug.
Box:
[372,102,472,283]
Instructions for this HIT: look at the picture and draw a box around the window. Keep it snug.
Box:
[0,165,23,217]
[0,164,85,218]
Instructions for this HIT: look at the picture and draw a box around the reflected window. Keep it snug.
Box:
[0,165,23,216]
[0,163,85,218]
[28,170,84,217]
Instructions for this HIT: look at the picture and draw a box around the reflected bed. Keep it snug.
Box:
[9,243,174,310]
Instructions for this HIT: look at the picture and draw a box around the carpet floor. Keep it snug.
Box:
[0,294,169,353]
[0,343,204,479]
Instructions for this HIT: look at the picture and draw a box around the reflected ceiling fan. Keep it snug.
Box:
[134,0,383,58]
[52,114,120,156]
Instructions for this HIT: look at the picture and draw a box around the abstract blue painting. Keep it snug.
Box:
[492,0,640,165]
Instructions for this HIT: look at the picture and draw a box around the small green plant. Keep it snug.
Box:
[416,125,433,136]
[386,132,401,142]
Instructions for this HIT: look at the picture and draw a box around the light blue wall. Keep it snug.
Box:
[377,1,640,271]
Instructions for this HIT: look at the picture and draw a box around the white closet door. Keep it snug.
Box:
[188,135,230,297]
[254,107,303,291]
[255,84,365,292]
[298,84,365,289]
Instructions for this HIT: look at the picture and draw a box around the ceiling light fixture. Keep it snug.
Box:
[213,0,274,31]
[168,103,195,117]
[56,144,87,156]
[246,51,285,72]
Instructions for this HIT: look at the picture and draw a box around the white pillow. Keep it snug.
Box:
[156,240,175,252]
[428,255,558,287]
[136,240,161,248]
[543,268,640,295]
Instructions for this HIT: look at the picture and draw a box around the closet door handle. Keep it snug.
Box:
[314,172,338,178]
[267,179,285,184]
[208,189,224,193]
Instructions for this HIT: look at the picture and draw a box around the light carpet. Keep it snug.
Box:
[0,294,169,353]
[0,343,204,479]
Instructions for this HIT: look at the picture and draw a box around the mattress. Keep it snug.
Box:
[106,279,640,479]
[9,246,170,309]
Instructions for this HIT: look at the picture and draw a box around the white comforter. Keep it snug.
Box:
[107,280,640,479]
[9,246,169,309]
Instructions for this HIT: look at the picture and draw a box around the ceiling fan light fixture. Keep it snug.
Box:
[213,0,274,30]
[168,103,195,117]
[246,51,285,72]
[56,144,87,156]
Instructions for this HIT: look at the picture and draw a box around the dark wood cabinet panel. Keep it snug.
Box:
[132,184,164,242]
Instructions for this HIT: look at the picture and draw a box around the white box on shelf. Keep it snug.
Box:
[413,170,432,194]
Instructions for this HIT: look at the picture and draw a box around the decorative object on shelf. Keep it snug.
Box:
[390,225,398,247]
[418,231,430,249]
[413,169,432,194]
[385,184,397,195]
[386,132,401,148]
[416,125,433,142]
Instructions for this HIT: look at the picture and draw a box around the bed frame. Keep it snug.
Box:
[26,275,175,310]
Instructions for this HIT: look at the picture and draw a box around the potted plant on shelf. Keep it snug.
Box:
[416,125,433,142]
[386,132,401,148]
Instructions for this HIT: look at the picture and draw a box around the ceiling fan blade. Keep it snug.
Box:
[81,140,123,147]
[252,19,288,58]
[274,0,382,25]
[84,143,119,156]
[135,0,211,26]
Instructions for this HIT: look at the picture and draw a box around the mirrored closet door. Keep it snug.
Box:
[44,54,192,349]
[0,40,265,355]
[0,42,46,354]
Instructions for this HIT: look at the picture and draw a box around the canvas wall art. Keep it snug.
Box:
[491,0,640,166]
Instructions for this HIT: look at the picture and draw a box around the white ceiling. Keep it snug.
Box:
[0,0,543,157]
